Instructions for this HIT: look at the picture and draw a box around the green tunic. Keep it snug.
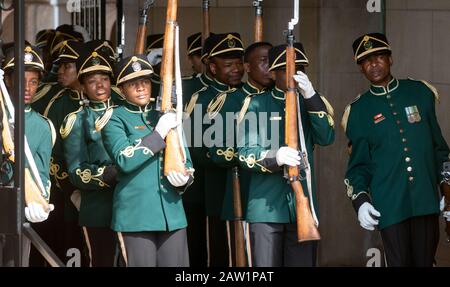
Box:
[101,100,193,232]
[237,87,335,223]
[61,98,116,227]
[1,106,55,198]
[181,73,214,205]
[44,88,85,221]
[343,78,450,229]
[190,78,240,217]
[207,82,268,221]
[25,105,55,201]
[32,82,64,115]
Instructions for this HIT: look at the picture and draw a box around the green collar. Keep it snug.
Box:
[211,78,233,93]
[370,77,399,96]
[242,81,267,95]
[271,87,286,101]
[123,100,152,113]
[89,97,113,111]
[200,73,214,87]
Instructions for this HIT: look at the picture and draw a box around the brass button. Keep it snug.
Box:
[390,103,394,107]
[405,157,411,162]
[402,138,407,143]
[399,129,404,133]
[409,176,414,182]
[393,112,398,116]
[407,166,412,172]
[386,95,391,99]
[404,147,409,152]
[396,120,401,125]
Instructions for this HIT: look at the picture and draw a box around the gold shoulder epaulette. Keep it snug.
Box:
[207,88,236,119]
[95,106,114,132]
[43,88,68,117]
[60,106,83,139]
[40,115,57,147]
[32,83,53,103]
[237,94,255,124]
[320,95,335,117]
[184,86,208,118]
[409,78,440,104]
[341,94,361,133]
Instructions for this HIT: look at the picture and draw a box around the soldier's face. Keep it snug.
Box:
[359,54,393,86]
[209,57,244,87]
[24,70,40,104]
[244,45,273,89]
[81,73,111,102]
[189,54,203,75]
[272,66,305,91]
[120,78,152,107]
[58,62,78,88]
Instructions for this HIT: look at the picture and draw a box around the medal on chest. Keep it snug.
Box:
[405,105,421,123]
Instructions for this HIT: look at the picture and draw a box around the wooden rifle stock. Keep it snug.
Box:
[25,168,51,212]
[134,0,154,54]
[202,0,210,44]
[285,40,320,242]
[253,0,263,42]
[232,166,247,267]
[161,0,186,175]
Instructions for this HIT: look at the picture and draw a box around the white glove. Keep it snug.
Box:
[147,48,163,66]
[357,202,381,231]
[24,202,54,223]
[440,197,450,221]
[293,71,315,99]
[167,171,190,187]
[276,146,300,167]
[70,189,81,211]
[155,112,179,139]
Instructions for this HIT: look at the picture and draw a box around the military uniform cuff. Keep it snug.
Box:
[352,192,372,213]
[142,132,166,154]
[102,165,118,186]
[304,93,326,112]
[259,150,281,172]
[174,174,195,195]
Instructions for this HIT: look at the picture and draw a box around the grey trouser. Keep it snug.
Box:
[250,222,317,267]
[117,228,189,267]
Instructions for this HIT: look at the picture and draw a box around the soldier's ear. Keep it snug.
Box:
[244,62,251,74]
[270,71,276,81]
[209,62,217,76]
[388,55,393,66]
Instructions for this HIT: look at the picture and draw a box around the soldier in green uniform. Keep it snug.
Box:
[1,44,56,265]
[186,32,203,75]
[180,32,210,267]
[42,25,87,84]
[102,54,194,267]
[189,32,245,266]
[40,39,88,266]
[84,39,125,106]
[61,48,118,266]
[237,43,335,267]
[342,33,450,267]
[206,41,274,266]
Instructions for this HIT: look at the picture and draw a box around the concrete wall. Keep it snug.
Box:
[5,0,450,266]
